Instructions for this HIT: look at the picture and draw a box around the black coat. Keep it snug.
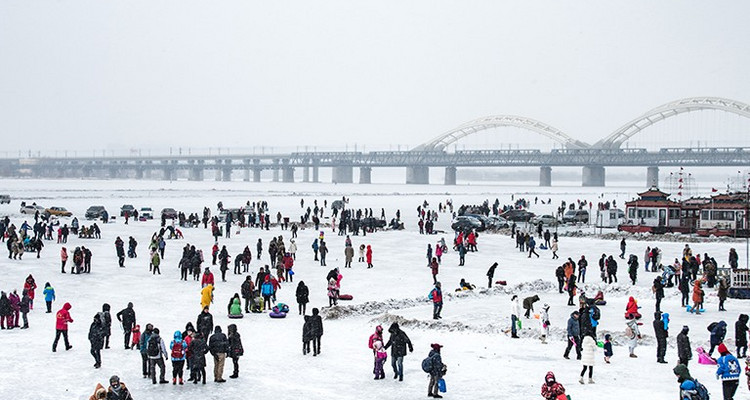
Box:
[384,323,413,357]
[208,330,229,355]
[676,329,692,361]
[196,312,214,337]
[116,306,136,329]
[188,338,208,368]
[89,320,105,350]
[241,280,254,299]
[522,295,540,311]
[736,315,749,347]
[296,284,309,304]
[0,295,11,316]
[653,318,668,340]
[106,384,133,400]
[228,331,243,358]
[309,314,323,337]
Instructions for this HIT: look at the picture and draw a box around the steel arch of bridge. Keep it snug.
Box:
[413,115,590,151]
[594,97,750,149]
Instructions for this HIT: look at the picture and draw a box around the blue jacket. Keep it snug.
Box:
[566,313,580,337]
[140,331,152,354]
[43,286,55,302]
[261,282,273,296]
[716,353,741,380]
[710,321,727,346]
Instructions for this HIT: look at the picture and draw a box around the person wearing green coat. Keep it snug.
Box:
[227,294,243,319]
[151,252,161,275]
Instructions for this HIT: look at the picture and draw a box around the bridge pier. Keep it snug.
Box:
[444,166,457,185]
[303,167,310,182]
[135,167,144,180]
[283,166,295,183]
[647,166,659,188]
[582,165,605,187]
[253,168,262,182]
[312,165,319,183]
[242,159,251,182]
[189,167,204,181]
[162,167,173,181]
[359,167,372,184]
[406,166,429,185]
[272,159,280,182]
[332,166,353,184]
[540,166,552,187]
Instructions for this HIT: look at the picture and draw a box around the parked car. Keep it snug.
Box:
[531,214,560,226]
[139,207,154,219]
[562,209,590,224]
[500,209,536,222]
[120,204,136,217]
[44,206,72,217]
[218,208,241,222]
[462,213,491,230]
[85,205,108,220]
[451,216,483,232]
[0,194,10,204]
[486,216,510,229]
[20,204,45,214]
[161,208,179,219]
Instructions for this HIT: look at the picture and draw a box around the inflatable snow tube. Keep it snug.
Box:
[269,312,287,319]
[594,300,607,306]
[227,314,244,319]
[338,294,354,301]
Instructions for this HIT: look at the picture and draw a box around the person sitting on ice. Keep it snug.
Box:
[624,297,642,320]
[458,278,475,291]
[540,371,566,399]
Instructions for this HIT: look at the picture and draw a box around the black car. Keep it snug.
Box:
[451,216,483,232]
[500,209,535,222]
[85,206,108,220]
[161,208,179,219]
[120,204,136,217]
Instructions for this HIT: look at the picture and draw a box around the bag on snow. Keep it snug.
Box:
[438,378,446,393]
[421,356,433,373]
[147,336,160,357]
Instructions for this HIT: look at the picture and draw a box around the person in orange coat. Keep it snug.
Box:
[691,279,705,314]
[88,383,106,400]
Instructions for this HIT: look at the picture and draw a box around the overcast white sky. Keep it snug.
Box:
[1,1,749,154]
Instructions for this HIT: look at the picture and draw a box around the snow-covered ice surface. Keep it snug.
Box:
[0,179,748,400]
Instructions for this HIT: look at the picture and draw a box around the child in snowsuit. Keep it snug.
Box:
[539,304,550,344]
[603,334,613,363]
[131,325,141,350]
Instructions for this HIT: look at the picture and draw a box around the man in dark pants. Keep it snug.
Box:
[653,311,668,363]
[563,311,581,360]
[676,325,692,366]
[309,308,324,356]
[653,277,665,312]
[384,322,413,381]
[116,302,137,349]
[139,324,154,378]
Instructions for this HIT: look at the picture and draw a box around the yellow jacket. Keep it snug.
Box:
[200,284,213,309]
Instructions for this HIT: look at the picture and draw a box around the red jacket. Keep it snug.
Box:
[430,288,443,303]
[56,303,73,330]
[366,246,373,263]
[430,260,439,275]
[201,272,214,287]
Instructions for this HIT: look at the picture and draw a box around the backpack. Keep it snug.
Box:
[691,379,710,400]
[147,336,160,357]
[421,356,433,373]
[590,305,601,321]
[171,341,184,359]
[707,322,717,333]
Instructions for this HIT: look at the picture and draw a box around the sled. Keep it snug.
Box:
[685,305,705,313]
[494,280,507,286]
[594,300,607,306]
[227,314,244,319]
[269,311,287,319]
[338,294,354,301]
[539,245,548,250]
